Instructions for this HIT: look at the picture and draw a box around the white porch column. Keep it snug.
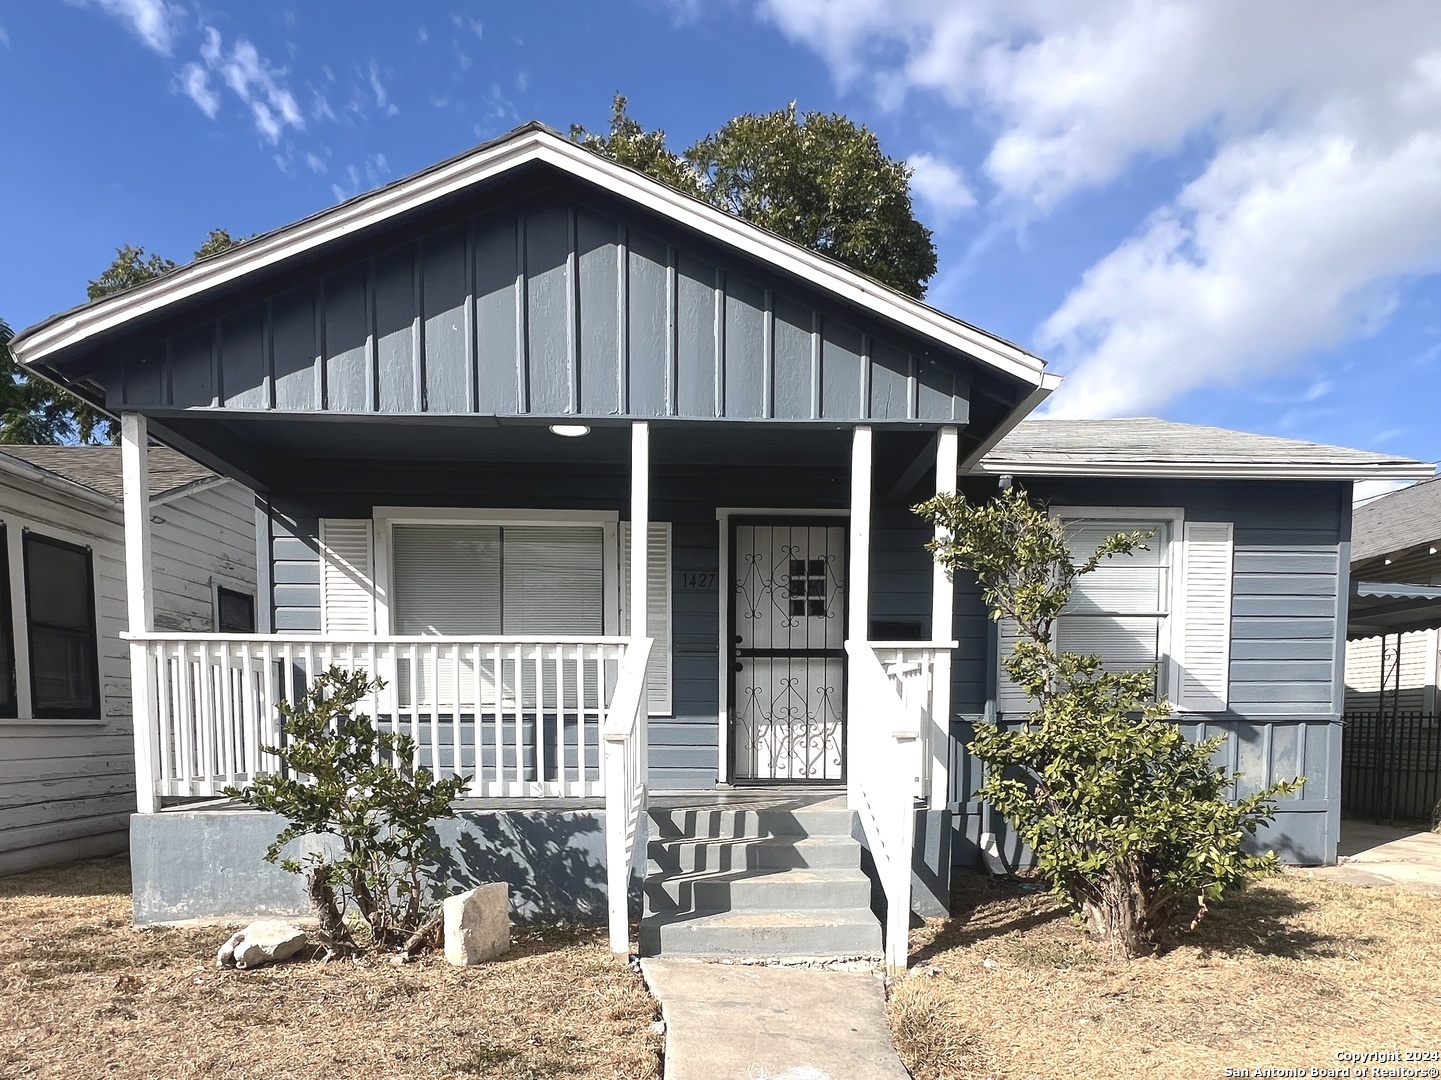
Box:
[929,426,959,810]
[847,425,872,810]
[630,420,650,778]
[122,413,159,814]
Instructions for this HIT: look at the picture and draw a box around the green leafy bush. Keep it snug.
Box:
[916,488,1300,957]
[227,667,468,957]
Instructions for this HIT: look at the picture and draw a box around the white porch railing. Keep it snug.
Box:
[848,640,935,974]
[127,633,632,800]
[872,642,957,804]
[602,637,652,953]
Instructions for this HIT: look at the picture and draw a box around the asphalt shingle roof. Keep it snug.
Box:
[0,446,217,502]
[981,418,1433,479]
[1352,475,1441,563]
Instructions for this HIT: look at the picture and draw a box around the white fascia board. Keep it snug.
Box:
[13,128,1050,389]
[955,374,1061,474]
[970,459,1438,480]
[149,474,233,507]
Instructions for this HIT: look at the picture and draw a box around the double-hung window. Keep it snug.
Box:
[1054,516,1176,698]
[23,532,101,719]
[996,506,1236,715]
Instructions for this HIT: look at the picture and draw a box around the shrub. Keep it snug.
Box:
[227,667,469,958]
[916,488,1300,958]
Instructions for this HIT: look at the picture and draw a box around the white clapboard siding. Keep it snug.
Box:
[1175,521,1234,713]
[0,472,256,876]
[1344,630,1437,712]
[319,519,375,635]
[621,521,672,716]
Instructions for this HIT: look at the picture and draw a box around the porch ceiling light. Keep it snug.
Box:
[549,423,591,438]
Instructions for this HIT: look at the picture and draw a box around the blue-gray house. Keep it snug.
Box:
[12,123,1431,971]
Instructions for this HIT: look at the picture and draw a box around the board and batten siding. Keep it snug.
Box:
[946,478,1352,867]
[108,197,975,426]
[0,474,256,876]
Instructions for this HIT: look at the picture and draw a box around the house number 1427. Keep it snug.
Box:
[677,572,716,590]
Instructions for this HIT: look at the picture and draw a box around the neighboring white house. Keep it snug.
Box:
[0,446,256,876]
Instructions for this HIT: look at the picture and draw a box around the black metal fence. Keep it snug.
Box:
[1342,711,1441,824]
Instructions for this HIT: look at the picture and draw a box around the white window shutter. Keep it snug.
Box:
[620,521,672,716]
[1175,521,1234,712]
[319,519,375,635]
[995,616,1031,715]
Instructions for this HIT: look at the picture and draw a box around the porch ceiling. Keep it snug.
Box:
[150,413,942,498]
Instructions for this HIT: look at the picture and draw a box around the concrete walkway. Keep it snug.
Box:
[1300,820,1441,894]
[641,958,911,1080]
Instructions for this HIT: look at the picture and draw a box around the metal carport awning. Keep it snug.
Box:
[1348,580,1441,639]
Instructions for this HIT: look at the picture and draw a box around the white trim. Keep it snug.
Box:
[929,426,958,810]
[848,426,873,810]
[976,459,1435,480]
[4,523,29,721]
[149,475,232,507]
[121,413,158,814]
[1047,505,1186,704]
[14,127,1050,389]
[372,507,622,636]
[714,505,850,788]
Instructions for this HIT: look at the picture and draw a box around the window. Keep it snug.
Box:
[1054,517,1174,696]
[390,523,605,635]
[23,532,100,719]
[788,559,829,618]
[215,586,256,634]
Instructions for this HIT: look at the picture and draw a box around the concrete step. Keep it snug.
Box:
[643,867,873,915]
[647,802,854,842]
[648,834,860,875]
[639,907,883,959]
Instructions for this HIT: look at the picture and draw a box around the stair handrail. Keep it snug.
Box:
[603,636,653,954]
[846,639,924,974]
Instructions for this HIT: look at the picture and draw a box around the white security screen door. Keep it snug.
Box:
[730,519,847,782]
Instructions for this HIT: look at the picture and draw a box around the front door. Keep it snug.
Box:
[729,519,847,782]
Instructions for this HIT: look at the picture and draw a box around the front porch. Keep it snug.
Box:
[120,416,966,971]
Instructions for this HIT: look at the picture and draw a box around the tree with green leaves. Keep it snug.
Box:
[227,668,468,959]
[915,487,1299,958]
[573,96,938,299]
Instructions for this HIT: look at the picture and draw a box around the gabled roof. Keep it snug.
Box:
[11,122,1054,393]
[977,418,1435,481]
[0,446,221,504]
[1352,474,1441,562]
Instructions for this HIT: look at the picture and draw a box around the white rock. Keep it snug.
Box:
[217,920,308,969]
[444,883,510,966]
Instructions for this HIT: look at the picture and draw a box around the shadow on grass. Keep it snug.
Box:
[919,870,1366,966]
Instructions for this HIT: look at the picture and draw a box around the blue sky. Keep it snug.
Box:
[4,1,1441,488]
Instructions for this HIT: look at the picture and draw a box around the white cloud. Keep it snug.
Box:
[305,151,327,174]
[368,60,399,116]
[330,154,391,202]
[196,28,305,145]
[176,61,219,118]
[0,25,10,49]
[79,0,183,55]
[761,0,1441,418]
[416,25,429,44]
[907,153,976,223]
[1040,124,1441,417]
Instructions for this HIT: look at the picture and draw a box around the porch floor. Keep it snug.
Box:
[158,787,848,814]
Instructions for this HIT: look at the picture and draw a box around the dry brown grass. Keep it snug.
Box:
[0,856,661,1080]
[890,870,1441,1080]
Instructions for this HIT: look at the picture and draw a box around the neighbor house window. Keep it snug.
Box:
[23,532,100,719]
[215,586,256,634]
[1054,517,1174,696]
